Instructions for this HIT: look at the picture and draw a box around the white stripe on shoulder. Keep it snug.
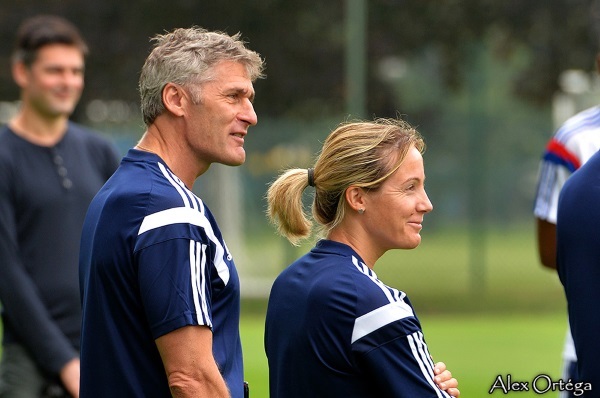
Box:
[138,207,230,285]
[351,256,405,303]
[163,165,205,213]
[408,332,451,398]
[351,300,414,343]
[138,207,202,235]
[158,162,191,208]
[191,194,204,215]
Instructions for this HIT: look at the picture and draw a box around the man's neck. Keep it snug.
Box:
[139,122,209,189]
[9,108,69,147]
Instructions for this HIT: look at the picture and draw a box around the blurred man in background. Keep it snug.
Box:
[556,121,600,396]
[533,50,600,396]
[0,15,120,398]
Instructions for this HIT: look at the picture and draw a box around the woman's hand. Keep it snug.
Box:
[434,361,460,397]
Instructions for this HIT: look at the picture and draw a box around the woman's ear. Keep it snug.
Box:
[344,186,367,213]
[161,83,186,117]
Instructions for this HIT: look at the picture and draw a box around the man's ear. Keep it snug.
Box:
[161,83,187,117]
[12,62,29,88]
[344,185,367,213]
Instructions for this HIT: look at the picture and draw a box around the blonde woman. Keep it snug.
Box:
[265,118,459,397]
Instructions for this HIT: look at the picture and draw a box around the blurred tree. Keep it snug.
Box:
[369,0,598,109]
[0,0,597,117]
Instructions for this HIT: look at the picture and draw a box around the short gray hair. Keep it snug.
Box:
[139,26,265,126]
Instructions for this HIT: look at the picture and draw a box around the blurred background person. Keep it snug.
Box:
[0,15,120,398]
[265,118,459,397]
[533,51,600,397]
[556,131,600,396]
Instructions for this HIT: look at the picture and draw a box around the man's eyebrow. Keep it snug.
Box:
[228,87,255,102]
[243,88,256,102]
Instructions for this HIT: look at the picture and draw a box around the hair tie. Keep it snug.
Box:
[307,168,315,187]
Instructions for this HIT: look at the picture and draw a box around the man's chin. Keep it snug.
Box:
[224,150,246,166]
[220,157,245,167]
[48,106,76,118]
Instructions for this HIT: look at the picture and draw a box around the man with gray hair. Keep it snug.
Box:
[79,26,264,398]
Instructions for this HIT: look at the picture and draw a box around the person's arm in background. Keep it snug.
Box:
[95,132,121,180]
[81,129,121,181]
[536,218,557,270]
[556,157,600,390]
[156,326,230,398]
[0,175,79,391]
[533,142,571,272]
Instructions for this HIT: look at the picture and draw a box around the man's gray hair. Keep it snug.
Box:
[139,26,265,126]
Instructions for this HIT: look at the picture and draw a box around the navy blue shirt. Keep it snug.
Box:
[557,149,600,391]
[79,149,243,397]
[265,240,451,398]
[0,123,119,375]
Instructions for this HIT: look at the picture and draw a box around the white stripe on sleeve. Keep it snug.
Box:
[408,332,451,398]
[351,300,414,343]
[138,207,230,285]
[189,241,202,324]
[198,242,212,327]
